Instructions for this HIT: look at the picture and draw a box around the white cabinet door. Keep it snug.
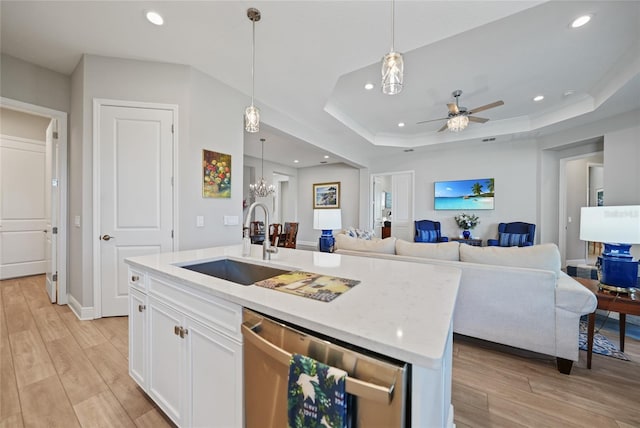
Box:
[148,298,185,426]
[128,288,147,389]
[186,318,243,428]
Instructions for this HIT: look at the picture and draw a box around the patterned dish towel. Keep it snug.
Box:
[288,354,347,428]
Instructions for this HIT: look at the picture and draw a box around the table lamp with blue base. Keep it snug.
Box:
[313,209,342,253]
[580,206,640,294]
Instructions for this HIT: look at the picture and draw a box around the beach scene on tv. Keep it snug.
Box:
[434,178,495,210]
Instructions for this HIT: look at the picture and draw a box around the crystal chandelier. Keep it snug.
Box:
[381,0,403,95]
[250,138,276,197]
[244,8,261,133]
[447,115,469,132]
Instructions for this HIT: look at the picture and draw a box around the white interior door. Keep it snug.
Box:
[98,104,174,317]
[45,119,58,302]
[390,172,414,242]
[0,136,47,279]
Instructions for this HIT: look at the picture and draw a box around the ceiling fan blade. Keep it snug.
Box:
[468,100,504,114]
[416,117,448,124]
[468,116,489,123]
[437,123,449,132]
[447,103,459,114]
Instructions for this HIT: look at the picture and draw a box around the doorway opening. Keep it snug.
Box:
[0,97,68,304]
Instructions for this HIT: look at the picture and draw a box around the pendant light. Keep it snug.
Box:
[245,8,261,133]
[381,0,404,95]
[249,138,276,197]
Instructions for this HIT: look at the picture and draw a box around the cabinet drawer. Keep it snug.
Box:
[149,275,242,341]
[129,268,147,292]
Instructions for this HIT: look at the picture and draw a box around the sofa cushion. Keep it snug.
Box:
[335,234,396,254]
[499,232,528,247]
[395,239,460,261]
[459,243,561,276]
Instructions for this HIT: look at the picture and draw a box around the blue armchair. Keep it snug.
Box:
[487,222,536,247]
[414,220,449,243]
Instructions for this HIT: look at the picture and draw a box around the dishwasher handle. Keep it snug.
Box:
[241,323,395,404]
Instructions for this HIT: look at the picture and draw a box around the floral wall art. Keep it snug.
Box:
[202,149,231,198]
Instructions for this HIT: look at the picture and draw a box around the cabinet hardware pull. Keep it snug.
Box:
[100,234,114,241]
[174,325,181,336]
[180,328,189,338]
[131,275,140,282]
[138,304,146,312]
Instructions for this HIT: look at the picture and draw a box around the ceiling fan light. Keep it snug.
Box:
[381,51,404,95]
[244,105,260,133]
[447,115,469,132]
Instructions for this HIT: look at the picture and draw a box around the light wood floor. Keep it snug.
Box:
[0,275,174,428]
[2,275,639,427]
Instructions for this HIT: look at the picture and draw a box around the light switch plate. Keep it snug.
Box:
[74,215,81,227]
[224,215,239,226]
[196,216,204,227]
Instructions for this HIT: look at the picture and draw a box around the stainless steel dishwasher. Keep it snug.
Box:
[242,309,409,427]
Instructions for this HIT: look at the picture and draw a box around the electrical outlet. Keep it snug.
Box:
[74,215,81,227]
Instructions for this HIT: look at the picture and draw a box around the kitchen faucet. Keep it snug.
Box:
[244,202,278,260]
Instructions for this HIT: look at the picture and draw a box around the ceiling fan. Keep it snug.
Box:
[417,90,504,132]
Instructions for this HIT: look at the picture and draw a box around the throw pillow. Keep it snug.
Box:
[418,229,438,243]
[499,232,528,247]
[396,239,460,261]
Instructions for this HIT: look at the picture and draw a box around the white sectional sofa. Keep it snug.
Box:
[334,234,597,374]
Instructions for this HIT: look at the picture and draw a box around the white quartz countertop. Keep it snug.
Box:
[125,244,461,368]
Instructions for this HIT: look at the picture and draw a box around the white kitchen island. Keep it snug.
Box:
[125,244,461,428]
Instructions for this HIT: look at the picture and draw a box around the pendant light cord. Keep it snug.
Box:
[261,138,265,178]
[251,19,256,106]
[391,0,395,52]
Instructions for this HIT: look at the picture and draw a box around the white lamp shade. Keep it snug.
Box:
[313,209,342,230]
[580,205,640,244]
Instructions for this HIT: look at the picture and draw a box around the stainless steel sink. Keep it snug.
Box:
[179,258,290,286]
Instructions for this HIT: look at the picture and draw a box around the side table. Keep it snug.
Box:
[574,277,640,369]
[450,237,482,247]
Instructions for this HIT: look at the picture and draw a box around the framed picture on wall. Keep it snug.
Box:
[434,178,495,210]
[313,182,340,209]
[202,149,231,198]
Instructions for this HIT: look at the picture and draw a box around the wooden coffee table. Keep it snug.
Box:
[574,277,640,368]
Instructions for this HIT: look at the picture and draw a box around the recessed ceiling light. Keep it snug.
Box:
[533,95,545,102]
[364,83,374,90]
[293,160,299,163]
[571,15,591,28]
[146,11,164,26]
[398,122,405,127]
[323,155,329,159]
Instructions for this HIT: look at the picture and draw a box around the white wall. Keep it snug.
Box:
[604,124,640,259]
[297,163,360,245]
[604,125,640,205]
[67,55,252,307]
[0,54,70,113]
[368,140,538,242]
[183,67,247,250]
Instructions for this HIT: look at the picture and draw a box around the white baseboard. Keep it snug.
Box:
[67,294,95,320]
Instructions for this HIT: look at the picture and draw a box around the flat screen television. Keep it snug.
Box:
[434,178,494,210]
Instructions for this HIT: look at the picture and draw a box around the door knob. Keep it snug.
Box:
[100,234,114,241]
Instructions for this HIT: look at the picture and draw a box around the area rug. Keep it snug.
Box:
[578,321,629,361]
